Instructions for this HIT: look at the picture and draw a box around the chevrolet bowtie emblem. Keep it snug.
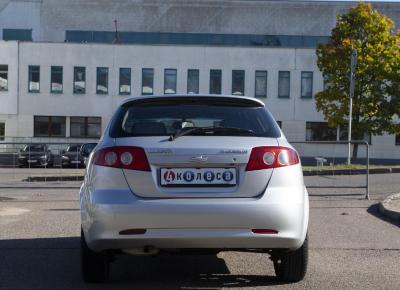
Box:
[190,155,208,162]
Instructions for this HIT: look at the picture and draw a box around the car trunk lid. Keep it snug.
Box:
[116,136,278,198]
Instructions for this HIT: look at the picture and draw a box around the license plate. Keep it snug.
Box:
[160,168,237,186]
[71,160,80,164]
[27,160,37,163]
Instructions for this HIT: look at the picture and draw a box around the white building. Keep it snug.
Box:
[0,0,399,163]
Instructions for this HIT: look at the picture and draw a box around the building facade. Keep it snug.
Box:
[0,0,399,162]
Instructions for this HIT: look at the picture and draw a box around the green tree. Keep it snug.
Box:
[316,3,400,159]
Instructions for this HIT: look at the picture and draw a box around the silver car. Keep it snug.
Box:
[80,94,309,283]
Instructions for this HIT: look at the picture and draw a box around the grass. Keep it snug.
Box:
[303,164,400,171]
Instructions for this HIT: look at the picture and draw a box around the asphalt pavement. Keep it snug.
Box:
[0,176,399,289]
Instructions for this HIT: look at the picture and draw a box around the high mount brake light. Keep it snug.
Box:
[93,146,151,171]
[245,146,299,171]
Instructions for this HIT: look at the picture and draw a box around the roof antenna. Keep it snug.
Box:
[113,19,120,44]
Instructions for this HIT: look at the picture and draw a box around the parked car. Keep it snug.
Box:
[61,144,85,168]
[79,143,98,167]
[80,95,309,283]
[18,144,54,167]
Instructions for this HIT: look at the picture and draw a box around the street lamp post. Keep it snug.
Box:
[347,49,357,165]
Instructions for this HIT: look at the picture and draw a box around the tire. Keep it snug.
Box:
[81,229,109,283]
[273,235,308,283]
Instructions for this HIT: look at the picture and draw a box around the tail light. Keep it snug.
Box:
[93,146,150,171]
[245,146,299,171]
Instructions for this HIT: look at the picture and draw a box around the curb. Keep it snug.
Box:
[23,176,84,182]
[303,167,400,176]
[379,193,400,223]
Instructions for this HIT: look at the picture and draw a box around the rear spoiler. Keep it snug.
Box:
[122,96,265,108]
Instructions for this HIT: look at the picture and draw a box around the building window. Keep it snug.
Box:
[70,117,101,138]
[73,67,85,94]
[164,69,177,94]
[187,69,199,94]
[301,71,313,98]
[0,123,4,141]
[34,116,66,137]
[255,70,267,98]
[278,71,290,98]
[142,68,154,95]
[50,66,63,93]
[0,65,8,91]
[119,68,131,95]
[210,69,222,94]
[396,135,400,146]
[3,29,32,41]
[338,125,372,144]
[28,65,40,93]
[232,70,245,96]
[306,122,337,141]
[96,67,108,94]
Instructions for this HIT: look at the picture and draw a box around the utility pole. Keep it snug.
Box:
[347,49,357,165]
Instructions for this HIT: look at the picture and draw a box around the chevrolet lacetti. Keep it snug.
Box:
[80,95,309,283]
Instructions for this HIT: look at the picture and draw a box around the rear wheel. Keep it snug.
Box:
[80,229,109,283]
[273,235,308,283]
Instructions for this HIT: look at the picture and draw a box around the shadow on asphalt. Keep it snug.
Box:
[0,237,284,289]
[367,203,400,228]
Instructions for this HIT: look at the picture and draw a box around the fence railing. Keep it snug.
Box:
[0,140,370,197]
[0,141,93,187]
[291,140,369,200]
[0,142,90,169]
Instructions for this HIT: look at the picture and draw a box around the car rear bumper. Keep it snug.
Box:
[87,228,304,251]
[81,187,309,252]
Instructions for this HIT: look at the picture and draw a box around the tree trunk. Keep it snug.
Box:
[352,143,358,162]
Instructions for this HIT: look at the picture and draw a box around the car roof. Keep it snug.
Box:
[119,94,265,107]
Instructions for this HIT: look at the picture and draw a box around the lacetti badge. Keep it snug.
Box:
[220,149,247,154]
[147,149,174,155]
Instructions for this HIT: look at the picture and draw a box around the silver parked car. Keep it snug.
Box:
[80,95,309,283]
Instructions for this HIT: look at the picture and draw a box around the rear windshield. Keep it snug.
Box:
[110,99,281,138]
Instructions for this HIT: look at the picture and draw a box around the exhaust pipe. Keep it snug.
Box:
[123,245,160,256]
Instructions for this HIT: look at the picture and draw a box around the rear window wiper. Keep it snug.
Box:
[169,126,254,141]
